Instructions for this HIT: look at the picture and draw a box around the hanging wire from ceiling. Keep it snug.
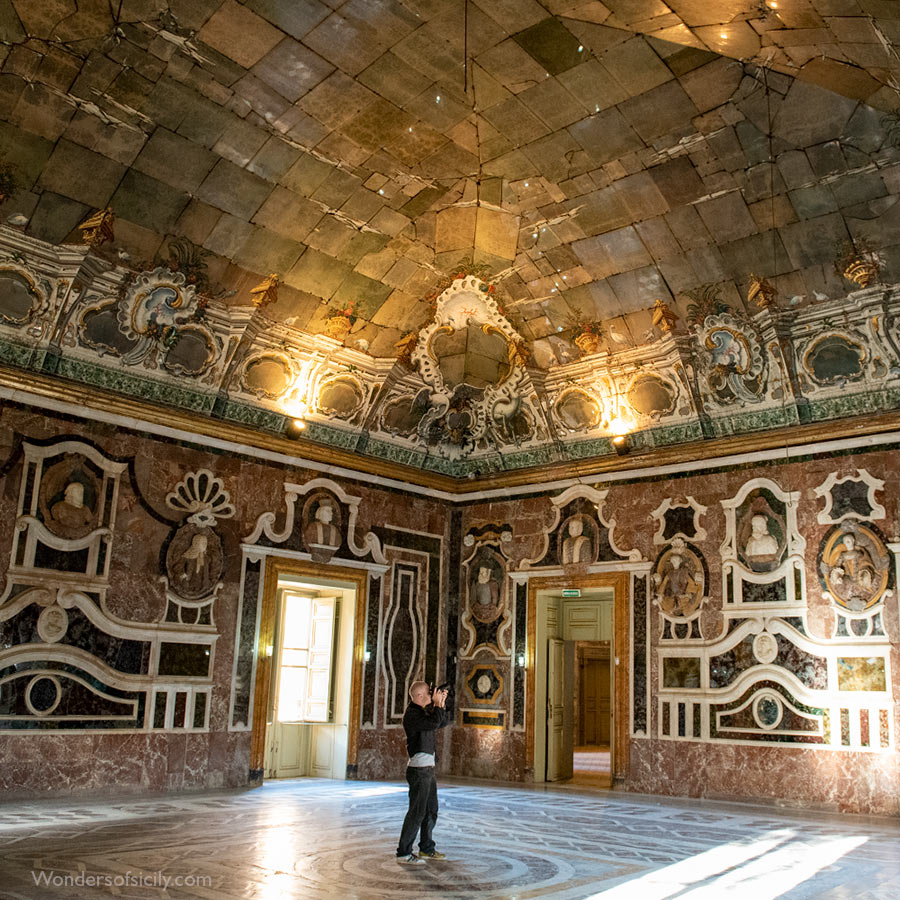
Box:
[759,62,795,477]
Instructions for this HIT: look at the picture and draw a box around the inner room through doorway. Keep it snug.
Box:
[534,587,614,787]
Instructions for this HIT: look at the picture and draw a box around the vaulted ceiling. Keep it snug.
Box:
[1,0,899,368]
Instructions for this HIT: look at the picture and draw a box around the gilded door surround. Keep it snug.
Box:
[525,571,631,785]
[248,558,368,777]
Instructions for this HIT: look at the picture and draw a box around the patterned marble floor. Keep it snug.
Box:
[0,778,898,900]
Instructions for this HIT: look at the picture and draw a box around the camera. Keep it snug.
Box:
[431,681,452,694]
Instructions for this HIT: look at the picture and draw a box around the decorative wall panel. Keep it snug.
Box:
[232,478,387,739]
[0,439,217,734]
[632,574,649,738]
[360,573,381,730]
[655,473,895,755]
[384,561,424,725]
[457,523,514,730]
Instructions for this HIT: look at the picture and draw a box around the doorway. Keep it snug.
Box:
[573,641,611,787]
[263,574,356,779]
[533,586,615,785]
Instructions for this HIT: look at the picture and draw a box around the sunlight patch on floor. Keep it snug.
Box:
[584,829,867,900]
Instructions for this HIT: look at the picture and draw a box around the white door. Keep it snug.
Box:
[547,638,571,780]
[265,590,337,778]
[562,640,574,778]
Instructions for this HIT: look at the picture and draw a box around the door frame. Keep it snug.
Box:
[526,571,630,784]
[249,557,368,778]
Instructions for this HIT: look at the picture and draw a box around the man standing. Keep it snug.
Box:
[396,681,449,865]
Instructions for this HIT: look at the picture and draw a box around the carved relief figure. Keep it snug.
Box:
[165,524,223,601]
[562,517,592,564]
[38,455,100,540]
[304,500,341,563]
[175,533,210,587]
[653,538,704,618]
[821,525,890,612]
[472,564,502,623]
[37,604,69,643]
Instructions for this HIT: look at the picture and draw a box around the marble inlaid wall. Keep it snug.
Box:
[0,403,448,796]
[456,451,900,815]
[3,398,899,815]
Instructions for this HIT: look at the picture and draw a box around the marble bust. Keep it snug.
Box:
[471,564,502,623]
[562,517,591,564]
[305,503,340,549]
[745,514,778,558]
[48,481,93,536]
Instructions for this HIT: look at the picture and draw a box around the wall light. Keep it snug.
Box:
[612,434,630,456]
[285,417,307,438]
[517,654,526,667]
[607,415,633,437]
[283,372,313,435]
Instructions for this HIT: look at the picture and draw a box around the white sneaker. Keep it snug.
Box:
[397,854,425,865]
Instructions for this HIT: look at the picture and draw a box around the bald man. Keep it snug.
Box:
[396,680,450,865]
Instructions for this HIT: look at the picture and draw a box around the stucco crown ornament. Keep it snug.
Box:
[250,273,280,308]
[412,275,531,458]
[834,239,882,289]
[747,274,777,310]
[78,207,115,248]
[166,469,235,526]
[651,298,678,333]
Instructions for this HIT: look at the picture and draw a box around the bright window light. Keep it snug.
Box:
[276,592,335,723]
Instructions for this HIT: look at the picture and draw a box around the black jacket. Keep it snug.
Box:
[402,702,449,758]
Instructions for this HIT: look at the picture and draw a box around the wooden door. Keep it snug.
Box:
[580,652,612,746]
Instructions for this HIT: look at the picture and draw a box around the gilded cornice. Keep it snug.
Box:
[4,364,900,499]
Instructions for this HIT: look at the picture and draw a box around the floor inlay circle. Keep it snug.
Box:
[294,845,570,894]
